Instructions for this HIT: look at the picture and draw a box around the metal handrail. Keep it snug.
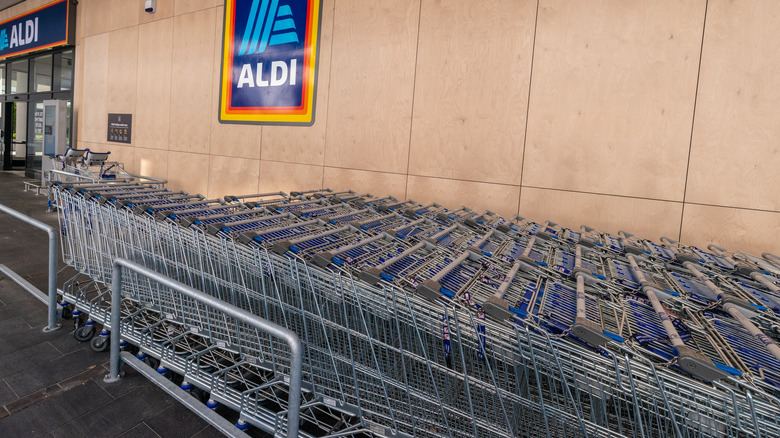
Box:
[105,258,303,438]
[47,168,99,183]
[0,203,60,331]
[126,173,168,186]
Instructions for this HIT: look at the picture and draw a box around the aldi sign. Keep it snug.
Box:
[0,0,74,60]
[220,0,322,125]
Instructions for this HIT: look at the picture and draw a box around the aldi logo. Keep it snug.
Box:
[220,0,322,125]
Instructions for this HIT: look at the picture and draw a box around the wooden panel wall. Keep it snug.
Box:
[64,0,780,256]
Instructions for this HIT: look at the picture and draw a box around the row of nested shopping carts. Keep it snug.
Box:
[49,178,780,438]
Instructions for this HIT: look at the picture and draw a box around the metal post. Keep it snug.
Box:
[0,203,61,332]
[105,262,123,383]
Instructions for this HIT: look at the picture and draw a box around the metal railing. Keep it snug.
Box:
[0,203,60,331]
[104,258,304,438]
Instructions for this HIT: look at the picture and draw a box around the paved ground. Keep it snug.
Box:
[0,171,235,437]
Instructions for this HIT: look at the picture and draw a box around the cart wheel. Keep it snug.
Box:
[190,387,208,403]
[74,324,96,342]
[167,372,183,386]
[72,313,87,330]
[90,335,109,352]
[144,356,160,370]
[60,304,73,319]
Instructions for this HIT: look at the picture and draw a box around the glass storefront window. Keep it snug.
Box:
[0,48,74,177]
[10,60,28,94]
[31,54,52,92]
[56,50,73,91]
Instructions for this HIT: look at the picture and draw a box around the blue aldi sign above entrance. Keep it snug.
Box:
[0,0,74,60]
[220,0,322,125]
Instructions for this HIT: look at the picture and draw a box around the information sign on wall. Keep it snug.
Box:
[219,0,322,125]
[0,0,75,60]
[107,114,132,144]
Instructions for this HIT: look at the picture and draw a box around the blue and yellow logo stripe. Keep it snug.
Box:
[220,0,321,125]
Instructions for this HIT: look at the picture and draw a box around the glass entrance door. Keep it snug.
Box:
[26,100,43,178]
[12,101,27,172]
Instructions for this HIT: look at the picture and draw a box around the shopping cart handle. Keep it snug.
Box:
[517,255,539,273]
[154,211,174,221]
[416,279,445,302]
[534,231,553,241]
[714,361,742,377]
[603,330,624,343]
[723,296,767,314]
[402,208,419,218]
[734,262,759,276]
[358,267,384,286]
[311,252,335,269]
[674,253,702,265]
[177,216,200,229]
[272,240,293,255]
[463,218,480,229]
[204,222,224,235]
[571,317,612,347]
[641,284,677,301]
[572,268,599,285]
[495,224,511,234]
[674,345,730,382]
[623,245,646,256]
[483,295,515,321]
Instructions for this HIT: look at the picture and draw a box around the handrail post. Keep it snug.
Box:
[0,203,61,332]
[105,262,123,383]
[45,224,58,331]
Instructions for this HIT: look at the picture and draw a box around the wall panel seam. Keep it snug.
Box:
[403,0,423,201]
[516,0,540,214]
[321,0,337,190]
[678,0,709,241]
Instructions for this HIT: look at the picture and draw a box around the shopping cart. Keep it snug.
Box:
[50,181,780,438]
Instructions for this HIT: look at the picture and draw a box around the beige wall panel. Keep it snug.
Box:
[406,176,519,218]
[519,187,683,241]
[687,1,780,211]
[80,34,109,144]
[262,0,335,166]
[167,151,210,194]
[107,27,139,119]
[1,0,48,21]
[174,0,219,16]
[133,148,169,180]
[75,0,85,42]
[408,0,535,185]
[681,204,780,256]
[139,0,175,24]
[209,6,262,160]
[259,160,324,194]
[324,0,419,173]
[83,0,110,36]
[168,9,216,154]
[207,156,260,198]
[106,144,136,174]
[135,18,174,150]
[111,0,140,31]
[524,1,705,201]
[323,167,407,201]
